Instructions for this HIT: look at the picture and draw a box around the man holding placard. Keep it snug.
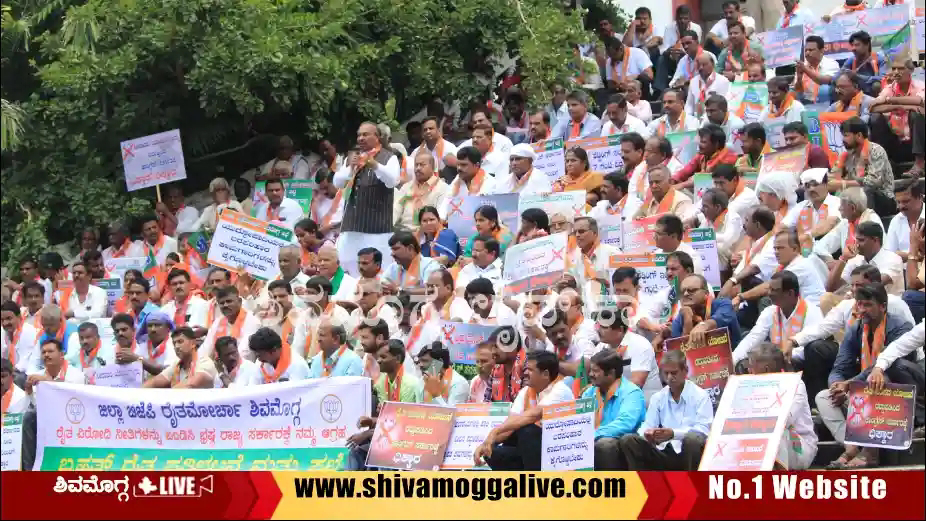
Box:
[616,350,711,470]
[690,188,742,273]
[473,350,574,471]
[65,322,115,375]
[794,35,840,106]
[838,30,887,97]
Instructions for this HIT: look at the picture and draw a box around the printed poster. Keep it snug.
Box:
[120,129,187,192]
[366,402,456,471]
[845,381,915,450]
[621,215,661,253]
[667,131,698,166]
[658,327,736,408]
[817,112,855,167]
[438,320,497,381]
[518,191,587,224]
[441,402,510,470]
[445,193,520,248]
[503,232,569,294]
[566,135,624,173]
[685,228,722,291]
[541,398,595,471]
[1,413,23,471]
[760,147,809,177]
[207,211,295,281]
[806,4,911,60]
[92,278,123,317]
[532,138,566,182]
[699,372,802,471]
[34,378,370,470]
[728,82,768,125]
[252,180,313,216]
[763,116,789,152]
[609,253,669,297]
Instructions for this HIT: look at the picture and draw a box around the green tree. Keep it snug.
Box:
[1,0,625,269]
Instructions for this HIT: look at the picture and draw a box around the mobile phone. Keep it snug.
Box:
[428,360,445,378]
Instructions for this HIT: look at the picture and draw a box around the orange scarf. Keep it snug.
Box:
[887,80,915,140]
[148,337,168,361]
[842,2,867,13]
[111,239,133,258]
[770,299,808,350]
[301,301,335,359]
[452,169,486,196]
[607,196,629,216]
[424,367,454,402]
[260,342,292,383]
[833,90,864,113]
[6,322,39,368]
[696,73,716,116]
[612,50,632,82]
[798,201,829,235]
[385,365,405,402]
[311,191,343,228]
[743,231,774,267]
[491,349,526,402]
[726,44,751,72]
[861,318,886,370]
[553,171,593,193]
[512,169,536,191]
[693,292,714,324]
[1,386,12,415]
[657,112,686,137]
[280,313,296,352]
[206,299,218,327]
[402,176,440,224]
[643,187,676,216]
[79,340,102,369]
[699,148,729,172]
[781,2,800,27]
[217,310,247,339]
[524,375,565,410]
[712,209,728,231]
[595,379,620,428]
[845,218,860,249]
[300,248,315,271]
[629,161,647,197]
[835,139,870,180]
[400,254,422,289]
[685,48,704,79]
[146,233,166,257]
[57,287,75,316]
[797,61,822,102]
[171,357,196,387]
[321,345,348,377]
[569,120,582,139]
[47,359,69,381]
[769,93,796,118]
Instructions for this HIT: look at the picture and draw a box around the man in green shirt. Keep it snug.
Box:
[717,22,765,82]
[373,339,423,404]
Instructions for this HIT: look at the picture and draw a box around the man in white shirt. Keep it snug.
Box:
[144,327,217,389]
[685,54,730,119]
[473,350,574,471]
[334,123,401,277]
[139,216,178,266]
[25,338,85,390]
[393,153,450,232]
[253,178,304,229]
[160,268,209,329]
[199,286,261,360]
[701,96,745,153]
[690,188,742,272]
[706,0,756,55]
[643,136,684,177]
[458,108,514,153]
[824,221,904,300]
[617,350,713,470]
[112,311,177,378]
[465,278,518,327]
[794,168,842,251]
[665,20,708,89]
[868,320,926,394]
[258,136,311,180]
[794,35,840,106]
[156,184,200,236]
[456,236,504,297]
[615,133,648,203]
[645,89,698,138]
[758,77,805,125]
[814,187,884,262]
[214,336,257,388]
[292,275,355,359]
[626,80,653,124]
[404,116,458,179]
[65,321,116,376]
[55,262,107,320]
[653,214,703,275]
[599,94,647,137]
[551,90,602,140]
[1,359,29,416]
[1,301,40,375]
[442,148,495,215]
[469,124,509,179]
[885,178,925,261]
[595,309,661,405]
[246,327,310,384]
[721,207,779,328]
[604,39,654,97]
[316,245,357,303]
[381,231,441,295]
[591,171,641,229]
[310,169,345,242]
[492,144,551,195]
[773,229,827,306]
[544,83,569,130]
[570,217,621,311]
[102,221,144,261]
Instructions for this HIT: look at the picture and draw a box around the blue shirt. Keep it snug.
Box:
[421,229,461,263]
[308,347,364,378]
[38,322,80,354]
[670,298,742,348]
[581,379,645,440]
[776,7,815,30]
[551,112,602,141]
[639,381,714,453]
[831,313,913,386]
[840,52,888,97]
[382,255,441,289]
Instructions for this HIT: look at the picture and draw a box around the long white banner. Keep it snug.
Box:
[34,377,371,471]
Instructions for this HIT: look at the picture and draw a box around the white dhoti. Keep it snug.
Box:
[336,231,393,277]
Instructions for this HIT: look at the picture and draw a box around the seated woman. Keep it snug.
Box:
[417,205,460,268]
[514,208,550,245]
[463,205,513,258]
[552,146,603,195]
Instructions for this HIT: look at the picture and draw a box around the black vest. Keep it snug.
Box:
[341,149,396,234]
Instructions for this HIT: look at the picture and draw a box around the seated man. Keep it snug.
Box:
[551,90,602,140]
[822,219,903,300]
[689,188,742,272]
[25,338,85,389]
[65,321,115,373]
[759,77,805,124]
[838,30,887,97]
[616,350,712,470]
[214,336,258,388]
[653,214,704,275]
[143,327,216,389]
[456,236,504,297]
[668,29,711,91]
[418,342,469,406]
[747,343,818,470]
[465,278,517,327]
[382,231,441,296]
[716,22,764,82]
[247,327,311,384]
[869,58,925,177]
[645,89,699,138]
[634,166,694,220]
[793,168,842,252]
[720,207,778,327]
[829,117,895,218]
[672,124,737,191]
[705,1,756,56]
[814,187,884,262]
[733,123,766,174]
[817,284,916,469]
[884,179,926,262]
[868,320,926,438]
[634,252,697,340]
[685,53,730,119]
[664,274,742,349]
[604,38,654,99]
[711,164,758,223]
[308,316,363,378]
[828,73,874,122]
[794,35,840,106]
[594,309,661,404]
[473,350,575,471]
[599,94,647,136]
[569,217,620,308]
[701,95,745,152]
[0,301,41,378]
[782,121,831,169]
[590,172,642,225]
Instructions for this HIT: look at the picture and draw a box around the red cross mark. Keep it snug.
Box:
[551,247,565,262]
[857,14,868,28]
[122,144,135,160]
[572,205,584,217]
[442,324,456,343]
[714,441,726,458]
[447,198,464,218]
[772,390,787,407]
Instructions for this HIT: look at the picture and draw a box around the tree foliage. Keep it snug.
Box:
[1,0,627,269]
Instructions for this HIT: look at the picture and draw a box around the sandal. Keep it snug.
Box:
[843,455,879,469]
[824,451,855,470]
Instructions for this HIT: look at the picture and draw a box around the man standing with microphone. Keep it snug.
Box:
[334,122,401,276]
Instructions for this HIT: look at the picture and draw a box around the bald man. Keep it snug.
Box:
[316,244,358,302]
[334,122,402,276]
[242,245,311,312]
[685,53,730,119]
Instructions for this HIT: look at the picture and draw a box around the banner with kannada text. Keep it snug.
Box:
[806,4,911,60]
[755,25,803,69]
[120,129,187,192]
[252,181,313,216]
[531,138,566,181]
[658,328,735,408]
[365,402,456,471]
[541,398,595,471]
[517,191,586,224]
[34,378,370,471]
[845,381,915,450]
[1,413,23,472]
[503,232,569,294]
[609,253,669,297]
[207,211,294,281]
[441,402,510,470]
[445,193,520,248]
[566,135,624,173]
[437,320,497,380]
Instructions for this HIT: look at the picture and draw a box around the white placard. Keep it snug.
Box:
[686,228,722,291]
[206,211,295,281]
[597,212,623,251]
[87,361,143,388]
[1,413,23,471]
[517,191,587,223]
[441,403,509,470]
[532,139,566,182]
[121,129,187,192]
[541,398,595,471]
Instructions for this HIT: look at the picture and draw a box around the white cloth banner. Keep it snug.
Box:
[33,377,371,471]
